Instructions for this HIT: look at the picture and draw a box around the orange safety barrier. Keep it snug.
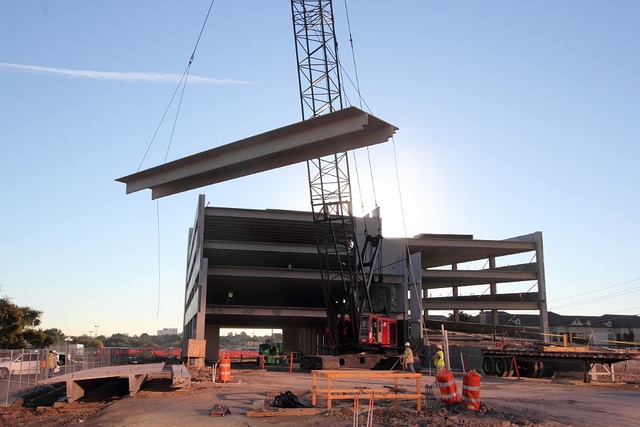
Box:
[436,369,460,405]
[218,356,231,383]
[460,370,481,410]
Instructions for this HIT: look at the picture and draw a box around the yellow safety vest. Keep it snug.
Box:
[404,347,414,363]
[434,350,445,367]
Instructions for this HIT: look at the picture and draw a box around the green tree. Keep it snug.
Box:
[102,333,132,348]
[0,297,49,348]
[44,328,65,347]
[73,334,92,347]
[23,329,50,348]
[130,334,155,348]
[446,311,476,322]
[85,338,104,348]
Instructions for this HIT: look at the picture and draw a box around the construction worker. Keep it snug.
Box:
[433,342,445,374]
[47,350,57,378]
[403,342,415,373]
[226,289,234,304]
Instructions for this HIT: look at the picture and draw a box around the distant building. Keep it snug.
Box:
[488,311,640,346]
[157,328,178,336]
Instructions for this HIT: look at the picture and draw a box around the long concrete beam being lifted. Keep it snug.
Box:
[116,107,398,199]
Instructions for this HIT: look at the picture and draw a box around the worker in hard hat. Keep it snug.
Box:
[433,342,445,374]
[403,342,415,373]
[47,350,58,378]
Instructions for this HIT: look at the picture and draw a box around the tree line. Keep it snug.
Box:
[219,331,283,349]
[0,296,180,350]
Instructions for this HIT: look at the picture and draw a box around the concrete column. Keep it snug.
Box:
[195,259,208,340]
[489,257,499,328]
[535,231,550,341]
[408,252,422,341]
[284,328,320,356]
[205,326,220,362]
[452,264,459,325]
[309,328,321,355]
[283,328,299,353]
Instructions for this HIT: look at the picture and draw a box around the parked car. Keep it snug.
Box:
[0,352,42,379]
[0,353,64,379]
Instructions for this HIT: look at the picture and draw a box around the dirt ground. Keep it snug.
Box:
[1,360,639,427]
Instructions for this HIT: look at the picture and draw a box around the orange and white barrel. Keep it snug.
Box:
[218,356,231,383]
[436,369,460,405]
[461,370,481,410]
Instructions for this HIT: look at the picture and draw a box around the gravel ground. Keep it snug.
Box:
[1,360,638,426]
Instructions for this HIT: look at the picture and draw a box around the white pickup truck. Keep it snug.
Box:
[0,353,44,379]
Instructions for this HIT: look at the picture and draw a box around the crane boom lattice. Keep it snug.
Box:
[291,0,380,348]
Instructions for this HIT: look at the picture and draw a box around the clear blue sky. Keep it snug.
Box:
[1,1,638,337]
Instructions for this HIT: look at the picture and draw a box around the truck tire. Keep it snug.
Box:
[529,361,540,378]
[0,368,9,379]
[494,357,509,377]
[482,357,495,376]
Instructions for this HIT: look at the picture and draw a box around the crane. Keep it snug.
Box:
[291,0,390,352]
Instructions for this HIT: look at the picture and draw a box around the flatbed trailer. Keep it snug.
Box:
[481,345,640,382]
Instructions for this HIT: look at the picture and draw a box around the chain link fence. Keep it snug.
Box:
[0,347,180,406]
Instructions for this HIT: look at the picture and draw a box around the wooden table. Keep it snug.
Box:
[311,370,422,411]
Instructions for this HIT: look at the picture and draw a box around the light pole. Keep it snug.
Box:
[94,325,99,338]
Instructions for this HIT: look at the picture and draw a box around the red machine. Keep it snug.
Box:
[359,315,398,347]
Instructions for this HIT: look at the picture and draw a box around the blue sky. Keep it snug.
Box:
[1,1,638,337]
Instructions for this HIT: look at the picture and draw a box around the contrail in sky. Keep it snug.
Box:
[0,62,254,85]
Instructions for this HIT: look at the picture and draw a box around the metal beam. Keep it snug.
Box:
[116,107,397,199]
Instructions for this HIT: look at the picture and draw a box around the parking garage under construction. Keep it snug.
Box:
[116,107,550,365]
[180,195,548,363]
[115,104,551,366]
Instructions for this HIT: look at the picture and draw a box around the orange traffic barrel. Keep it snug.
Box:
[436,369,460,405]
[461,370,481,410]
[218,356,231,383]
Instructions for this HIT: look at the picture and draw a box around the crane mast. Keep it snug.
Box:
[291,0,381,349]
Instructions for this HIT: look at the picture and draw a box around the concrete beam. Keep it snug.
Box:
[408,237,535,268]
[204,240,318,255]
[38,363,164,402]
[422,269,538,288]
[208,266,322,281]
[116,107,397,199]
[424,300,540,310]
[206,305,325,318]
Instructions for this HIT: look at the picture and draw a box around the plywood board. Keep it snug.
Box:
[187,339,206,358]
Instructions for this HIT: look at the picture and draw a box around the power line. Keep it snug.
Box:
[550,284,640,310]
[552,277,640,302]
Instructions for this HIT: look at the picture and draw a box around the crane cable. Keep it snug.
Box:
[137,0,215,171]
[341,0,422,324]
[137,0,216,317]
[341,0,378,216]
